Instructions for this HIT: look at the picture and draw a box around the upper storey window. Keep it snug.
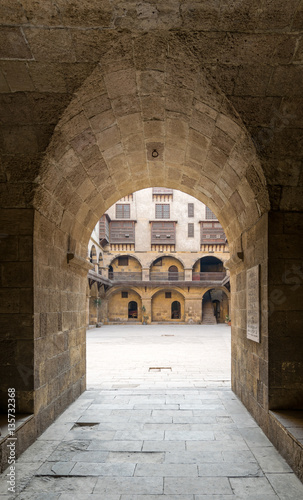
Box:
[205,207,217,220]
[116,204,130,219]
[188,203,194,217]
[155,204,170,219]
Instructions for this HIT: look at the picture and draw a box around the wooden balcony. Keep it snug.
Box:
[109,272,142,281]
[101,270,229,287]
[192,272,226,282]
[150,271,185,281]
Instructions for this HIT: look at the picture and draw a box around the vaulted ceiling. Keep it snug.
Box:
[0,0,302,214]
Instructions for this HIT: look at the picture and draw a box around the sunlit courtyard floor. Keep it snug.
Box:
[87,324,231,390]
[1,324,303,499]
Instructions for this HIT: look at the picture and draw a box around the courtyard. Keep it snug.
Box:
[0,325,302,499]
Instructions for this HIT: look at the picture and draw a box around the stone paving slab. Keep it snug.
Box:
[164,476,233,495]
[0,325,303,498]
[94,476,164,495]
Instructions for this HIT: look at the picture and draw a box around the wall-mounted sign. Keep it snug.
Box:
[247,264,260,342]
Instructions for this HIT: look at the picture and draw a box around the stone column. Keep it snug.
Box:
[100,297,109,324]
[141,297,152,324]
[184,268,192,281]
[185,297,202,324]
[142,268,150,281]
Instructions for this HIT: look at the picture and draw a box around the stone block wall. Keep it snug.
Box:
[231,213,269,429]
[33,212,87,435]
[268,211,303,410]
[0,209,34,414]
[107,289,142,323]
[152,289,184,322]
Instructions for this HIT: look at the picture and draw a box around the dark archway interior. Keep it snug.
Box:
[200,257,224,273]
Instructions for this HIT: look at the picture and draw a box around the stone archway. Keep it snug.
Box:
[2,31,301,477]
[32,40,269,430]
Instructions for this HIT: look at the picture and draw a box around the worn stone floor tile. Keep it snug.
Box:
[195,496,278,500]
[142,416,174,424]
[135,463,198,477]
[198,462,263,476]
[229,477,276,496]
[164,476,232,495]
[164,451,223,463]
[111,410,152,418]
[47,450,109,463]
[70,462,135,476]
[239,427,274,448]
[94,476,163,495]
[16,493,60,500]
[222,449,257,463]
[186,439,250,452]
[142,441,186,452]
[21,476,98,493]
[88,440,143,452]
[37,423,74,441]
[13,462,44,494]
[144,423,191,431]
[193,409,229,417]
[190,423,236,432]
[173,415,216,424]
[62,429,116,441]
[152,410,193,418]
[265,473,303,499]
[231,412,259,428]
[17,440,61,463]
[114,430,164,441]
[98,422,144,432]
[222,400,250,414]
[58,495,120,500]
[79,413,129,423]
[107,451,165,463]
[251,447,292,473]
[36,462,75,476]
[134,404,180,410]
[121,496,194,500]
[165,430,215,441]
[180,404,225,410]
[213,429,247,443]
[54,439,91,452]
[76,414,119,424]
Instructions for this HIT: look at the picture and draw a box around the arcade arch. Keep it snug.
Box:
[152,289,185,323]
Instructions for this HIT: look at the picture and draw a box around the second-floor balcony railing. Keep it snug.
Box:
[192,272,226,281]
[107,271,227,283]
[109,272,142,281]
[150,271,185,281]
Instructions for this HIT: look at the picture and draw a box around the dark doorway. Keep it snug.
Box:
[128,301,138,319]
[168,265,178,281]
[200,256,223,272]
[108,264,113,279]
[171,301,181,319]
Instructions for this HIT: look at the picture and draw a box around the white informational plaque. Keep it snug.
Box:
[247,265,260,342]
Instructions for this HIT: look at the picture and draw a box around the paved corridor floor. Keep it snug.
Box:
[1,325,303,499]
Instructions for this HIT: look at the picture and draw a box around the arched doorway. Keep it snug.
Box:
[202,289,230,325]
[128,301,138,319]
[171,301,181,319]
[151,290,185,322]
[108,265,113,279]
[108,290,142,323]
[168,265,178,281]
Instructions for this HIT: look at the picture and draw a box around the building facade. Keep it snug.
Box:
[87,188,230,325]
